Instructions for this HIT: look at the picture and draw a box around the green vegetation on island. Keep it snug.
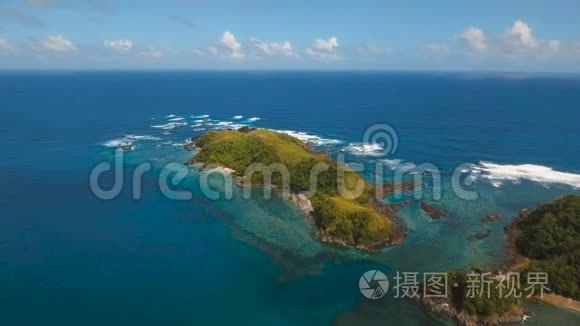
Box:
[449,271,520,316]
[509,195,580,300]
[418,271,524,325]
[421,195,580,324]
[188,128,401,251]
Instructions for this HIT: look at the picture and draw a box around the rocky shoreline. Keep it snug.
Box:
[481,214,503,224]
[416,296,525,326]
[316,202,409,253]
[186,127,419,253]
[420,201,448,219]
[501,208,580,313]
[414,209,534,325]
[419,204,579,325]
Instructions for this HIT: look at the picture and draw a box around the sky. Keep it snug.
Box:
[0,0,579,72]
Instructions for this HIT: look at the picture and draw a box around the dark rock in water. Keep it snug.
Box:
[467,229,492,241]
[420,201,447,219]
[183,142,197,151]
[190,135,201,142]
[119,144,135,152]
[378,181,420,198]
[416,295,525,326]
[481,214,503,224]
[185,156,199,165]
[375,199,412,215]
[503,208,530,233]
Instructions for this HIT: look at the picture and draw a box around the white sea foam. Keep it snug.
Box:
[193,127,206,131]
[232,115,243,119]
[472,162,580,188]
[344,143,385,156]
[380,159,416,171]
[192,114,210,119]
[103,139,133,148]
[192,123,203,128]
[125,135,161,141]
[381,159,403,169]
[271,129,342,146]
[247,117,261,122]
[168,117,185,121]
[151,122,188,130]
[166,114,176,118]
[193,119,204,123]
[204,120,247,130]
[103,134,161,148]
[214,124,247,130]
[379,159,435,175]
[171,137,196,147]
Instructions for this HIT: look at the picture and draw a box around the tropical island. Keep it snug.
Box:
[505,195,580,309]
[186,127,406,252]
[417,270,524,325]
[418,195,580,325]
[185,127,580,324]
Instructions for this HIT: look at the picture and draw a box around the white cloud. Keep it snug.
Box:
[357,43,391,56]
[104,39,133,51]
[498,20,565,56]
[218,31,244,59]
[506,20,538,49]
[458,27,487,53]
[424,43,451,56]
[305,48,340,60]
[313,36,338,51]
[306,36,340,60]
[450,20,573,61]
[250,38,295,57]
[221,31,240,52]
[42,35,77,52]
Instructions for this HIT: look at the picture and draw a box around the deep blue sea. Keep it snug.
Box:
[1,71,579,325]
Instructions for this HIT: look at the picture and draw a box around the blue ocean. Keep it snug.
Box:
[1,71,579,325]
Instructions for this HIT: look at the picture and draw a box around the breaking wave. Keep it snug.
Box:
[343,143,384,156]
[102,135,161,148]
[472,162,580,188]
[205,121,247,130]
[151,122,188,130]
[271,129,342,146]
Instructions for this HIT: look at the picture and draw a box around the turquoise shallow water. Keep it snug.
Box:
[1,71,579,324]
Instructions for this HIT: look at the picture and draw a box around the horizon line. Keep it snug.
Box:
[1,68,580,77]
